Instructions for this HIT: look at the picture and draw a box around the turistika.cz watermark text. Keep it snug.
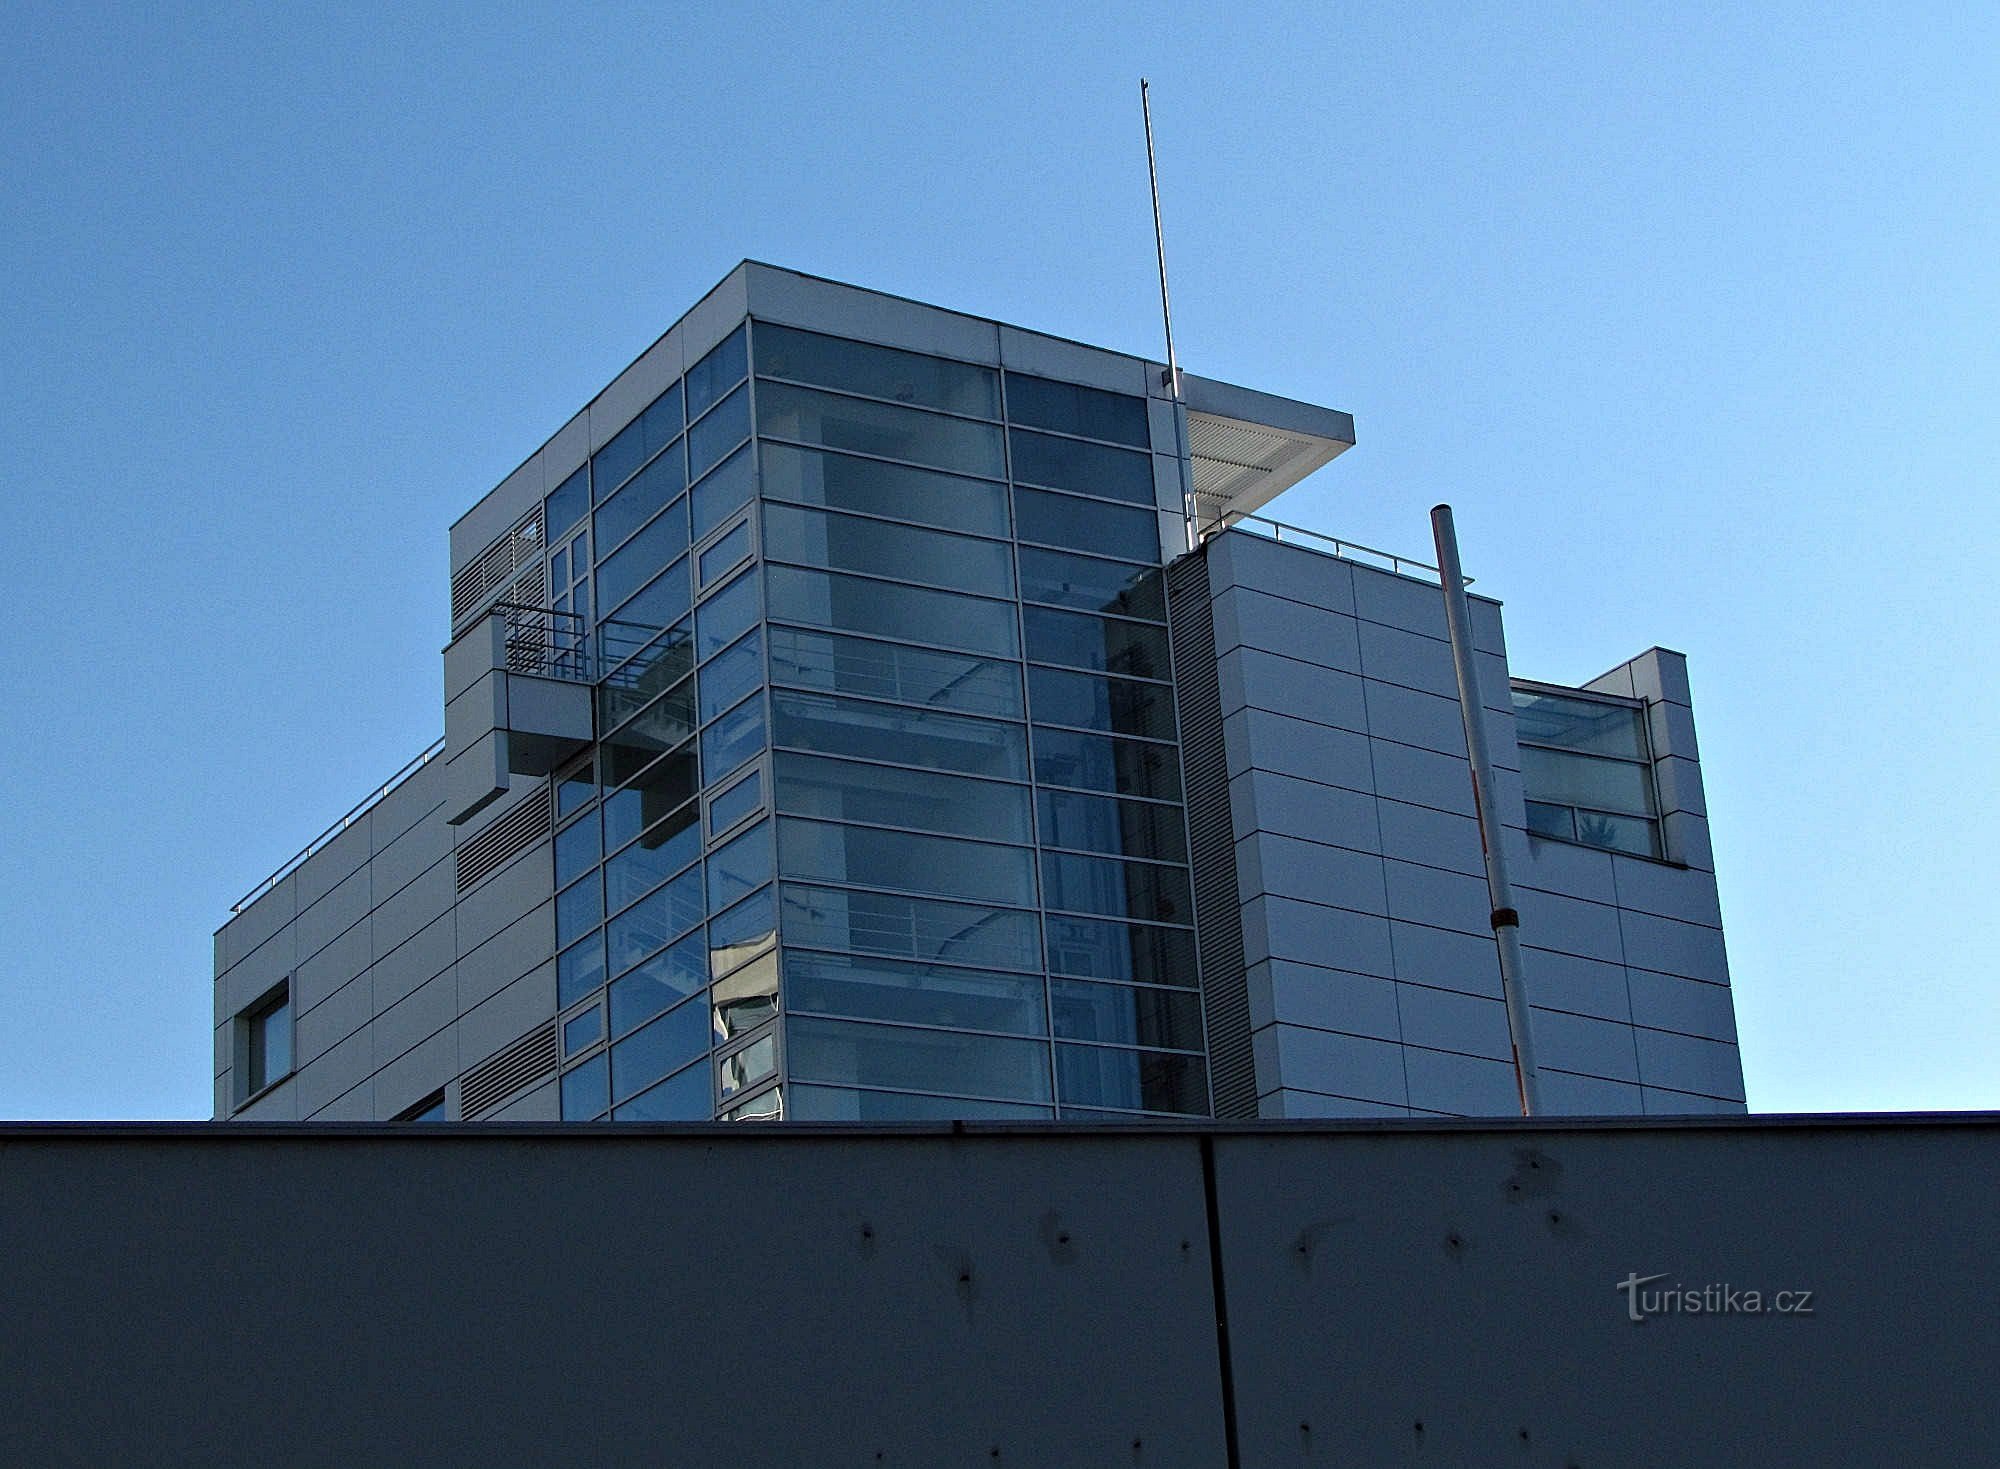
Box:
[1617,1272,1814,1322]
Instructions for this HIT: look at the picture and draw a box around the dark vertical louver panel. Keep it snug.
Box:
[1165,549,1255,1119]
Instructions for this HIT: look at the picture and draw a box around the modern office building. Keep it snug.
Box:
[213,262,1744,1124]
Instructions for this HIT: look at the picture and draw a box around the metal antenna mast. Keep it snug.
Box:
[1141,78,1197,550]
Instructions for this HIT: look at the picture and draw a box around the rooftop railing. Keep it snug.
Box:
[1200,511,1457,585]
[228,736,446,916]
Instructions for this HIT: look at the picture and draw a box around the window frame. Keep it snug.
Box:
[234,979,294,1107]
[1510,679,1667,861]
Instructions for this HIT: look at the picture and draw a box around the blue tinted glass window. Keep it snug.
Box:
[766,565,1017,658]
[708,769,763,834]
[545,465,590,542]
[707,819,774,912]
[1033,727,1182,801]
[1004,373,1150,447]
[607,865,704,975]
[760,442,1009,538]
[605,802,700,915]
[593,384,685,501]
[556,756,596,818]
[696,568,760,659]
[558,932,606,1009]
[1055,1044,1206,1115]
[789,1085,1053,1122]
[1037,789,1187,863]
[698,519,752,589]
[779,817,1036,908]
[554,811,601,886]
[595,452,685,555]
[712,949,778,1041]
[689,383,751,480]
[780,883,1041,972]
[614,1060,711,1121]
[1040,851,1193,924]
[775,751,1032,845]
[611,994,709,1104]
[600,618,693,691]
[687,324,747,419]
[770,691,1026,782]
[763,502,1013,599]
[755,322,1001,418]
[562,1008,603,1055]
[690,441,755,539]
[788,1017,1052,1103]
[1028,666,1178,741]
[560,1052,609,1119]
[603,556,691,636]
[1017,547,1165,621]
[609,931,707,1038]
[698,629,763,724]
[717,1034,777,1098]
[768,627,1021,719]
[596,508,688,617]
[1012,487,1159,562]
[701,696,766,785]
[1044,915,1197,987]
[1050,979,1204,1051]
[602,747,697,851]
[601,677,694,759]
[708,885,777,977]
[555,872,602,948]
[1023,606,1171,681]
[785,950,1048,1036]
[1008,429,1154,505]
[758,381,1006,479]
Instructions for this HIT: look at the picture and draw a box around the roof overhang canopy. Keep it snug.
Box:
[1177,374,1356,535]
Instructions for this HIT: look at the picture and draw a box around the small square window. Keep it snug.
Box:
[238,983,292,1100]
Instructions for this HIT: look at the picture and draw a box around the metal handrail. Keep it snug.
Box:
[495,602,592,681]
[228,737,446,915]
[1199,510,1461,585]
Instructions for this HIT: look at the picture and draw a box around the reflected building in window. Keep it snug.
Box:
[213,263,1745,1123]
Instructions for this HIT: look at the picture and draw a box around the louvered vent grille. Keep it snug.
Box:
[461,1020,559,1119]
[1166,550,1257,1119]
[454,786,552,894]
[450,511,545,630]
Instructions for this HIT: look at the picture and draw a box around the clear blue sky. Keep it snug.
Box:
[3,2,1993,1118]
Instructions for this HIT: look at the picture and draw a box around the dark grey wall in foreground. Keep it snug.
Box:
[3,1116,1992,1467]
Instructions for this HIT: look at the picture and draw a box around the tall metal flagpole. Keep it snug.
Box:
[1431,504,1543,1116]
[1141,79,1197,552]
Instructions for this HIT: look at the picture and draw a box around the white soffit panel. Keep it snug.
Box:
[1186,411,1348,528]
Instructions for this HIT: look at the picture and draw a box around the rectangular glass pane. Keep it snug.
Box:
[595,452,684,554]
[687,323,747,419]
[767,564,1017,658]
[776,752,1032,845]
[707,819,774,912]
[779,817,1036,908]
[613,1060,710,1121]
[763,501,1013,599]
[1004,373,1149,447]
[712,949,778,1041]
[697,519,752,588]
[1040,850,1194,925]
[558,932,606,1009]
[723,1087,782,1121]
[1511,688,1648,760]
[601,675,694,754]
[1520,746,1657,818]
[690,441,755,540]
[756,322,1001,419]
[1029,666,1178,741]
[770,690,1027,782]
[697,568,760,659]
[609,931,707,1038]
[605,802,699,914]
[768,627,1021,720]
[784,950,1047,1036]
[709,769,764,834]
[545,464,589,542]
[1573,809,1661,858]
[603,748,697,851]
[1017,546,1165,621]
[595,500,689,617]
[611,995,709,1103]
[758,381,1006,479]
[1036,789,1187,863]
[555,872,601,948]
[708,885,777,978]
[1050,979,1204,1051]
[599,619,692,695]
[1525,800,1576,842]
[698,629,763,724]
[788,1016,1052,1103]
[1008,428,1154,505]
[607,865,704,975]
[560,1052,609,1119]
[781,883,1041,973]
[760,442,1009,538]
[789,1084,1052,1121]
[602,556,691,633]
[701,696,766,785]
[593,384,684,500]
[1023,606,1172,681]
[717,1034,776,1098]
[1055,1043,1207,1115]
[688,383,751,480]
[1012,486,1159,563]
[562,1008,602,1055]
[1033,727,1182,801]
[554,812,601,887]
[555,755,596,818]
[1045,914,1198,987]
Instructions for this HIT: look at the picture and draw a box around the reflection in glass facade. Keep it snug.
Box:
[546,316,1209,1122]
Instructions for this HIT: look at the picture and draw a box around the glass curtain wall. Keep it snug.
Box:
[544,315,1209,1122]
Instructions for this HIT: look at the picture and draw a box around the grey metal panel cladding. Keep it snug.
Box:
[1166,549,1253,1118]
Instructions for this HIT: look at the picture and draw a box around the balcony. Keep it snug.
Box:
[442,605,595,825]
